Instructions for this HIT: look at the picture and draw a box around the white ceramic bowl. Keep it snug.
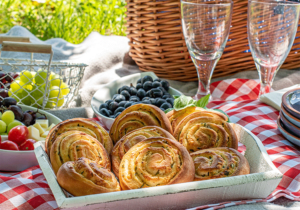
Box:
[0,104,62,171]
[91,72,183,130]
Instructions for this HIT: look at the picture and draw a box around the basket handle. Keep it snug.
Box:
[0,36,30,44]
[1,41,52,54]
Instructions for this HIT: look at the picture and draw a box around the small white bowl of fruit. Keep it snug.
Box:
[0,99,61,171]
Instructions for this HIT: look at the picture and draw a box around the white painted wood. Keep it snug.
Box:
[34,123,282,209]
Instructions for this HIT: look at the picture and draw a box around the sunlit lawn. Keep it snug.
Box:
[0,0,127,44]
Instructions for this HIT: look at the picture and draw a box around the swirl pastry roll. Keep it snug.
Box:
[57,158,120,196]
[111,126,175,178]
[109,104,173,144]
[190,148,250,181]
[166,107,206,131]
[174,116,238,153]
[119,137,195,190]
[50,131,111,174]
[45,118,113,157]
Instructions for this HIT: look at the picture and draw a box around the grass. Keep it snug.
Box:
[0,0,127,44]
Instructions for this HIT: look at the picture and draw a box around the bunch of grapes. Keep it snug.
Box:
[0,97,47,135]
[6,69,70,109]
[99,75,174,119]
[0,72,19,89]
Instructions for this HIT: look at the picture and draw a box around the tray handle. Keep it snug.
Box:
[0,36,30,44]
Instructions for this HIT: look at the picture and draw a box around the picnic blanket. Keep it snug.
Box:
[1,26,300,210]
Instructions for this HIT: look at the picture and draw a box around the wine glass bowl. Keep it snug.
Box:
[181,0,233,99]
[247,0,300,96]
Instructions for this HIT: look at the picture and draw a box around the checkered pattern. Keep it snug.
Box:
[1,78,299,210]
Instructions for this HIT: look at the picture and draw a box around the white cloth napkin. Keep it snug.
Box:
[259,84,300,111]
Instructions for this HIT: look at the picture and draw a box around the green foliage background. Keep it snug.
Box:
[0,0,127,44]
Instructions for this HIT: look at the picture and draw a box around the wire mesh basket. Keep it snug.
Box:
[0,37,87,110]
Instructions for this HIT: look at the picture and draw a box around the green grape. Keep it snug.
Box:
[49,86,61,98]
[11,89,23,103]
[45,101,55,109]
[10,80,25,92]
[55,95,64,107]
[0,120,6,133]
[20,89,33,105]
[35,69,49,84]
[0,112,2,120]
[7,120,23,133]
[50,74,63,87]
[0,133,8,135]
[59,82,70,96]
[19,70,33,84]
[2,111,15,127]
[31,84,45,98]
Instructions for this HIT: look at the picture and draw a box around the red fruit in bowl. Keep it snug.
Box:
[8,125,29,145]
[19,139,36,151]
[0,141,19,151]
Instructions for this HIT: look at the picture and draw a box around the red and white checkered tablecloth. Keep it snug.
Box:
[1,78,300,210]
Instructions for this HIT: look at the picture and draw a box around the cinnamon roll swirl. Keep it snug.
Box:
[190,148,250,181]
[57,157,120,196]
[119,137,194,190]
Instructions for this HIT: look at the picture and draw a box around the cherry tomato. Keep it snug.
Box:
[8,125,29,145]
[19,139,36,151]
[0,141,19,150]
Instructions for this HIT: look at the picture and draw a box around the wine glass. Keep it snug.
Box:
[248,0,300,96]
[181,0,233,100]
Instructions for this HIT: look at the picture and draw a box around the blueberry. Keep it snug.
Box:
[166,98,174,106]
[125,101,133,108]
[152,81,162,89]
[105,99,113,106]
[136,83,143,90]
[114,107,125,115]
[137,78,142,84]
[114,95,126,103]
[114,112,122,118]
[161,80,170,91]
[137,89,146,99]
[109,115,115,118]
[160,102,172,110]
[157,86,168,95]
[108,110,113,115]
[121,85,131,93]
[112,94,120,100]
[143,81,153,91]
[162,95,172,100]
[155,98,165,107]
[150,88,163,98]
[100,103,108,110]
[142,97,151,101]
[146,90,151,97]
[141,75,153,84]
[142,100,151,104]
[118,101,127,107]
[109,101,119,112]
[100,108,110,117]
[130,96,140,102]
[130,87,137,95]
[121,90,130,100]
[149,98,156,105]
[154,78,161,82]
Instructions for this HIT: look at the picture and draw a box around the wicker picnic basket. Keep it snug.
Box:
[126,0,300,81]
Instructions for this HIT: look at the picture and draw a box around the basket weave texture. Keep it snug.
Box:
[126,0,300,81]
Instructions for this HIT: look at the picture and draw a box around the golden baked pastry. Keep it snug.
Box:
[109,104,173,144]
[169,109,228,132]
[190,147,250,181]
[45,118,113,157]
[50,131,111,174]
[166,107,206,131]
[111,126,175,178]
[119,137,195,190]
[174,116,238,153]
[57,157,120,196]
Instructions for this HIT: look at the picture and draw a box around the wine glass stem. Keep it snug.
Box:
[256,63,279,96]
[192,57,219,100]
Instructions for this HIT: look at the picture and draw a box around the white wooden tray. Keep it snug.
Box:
[34,124,282,209]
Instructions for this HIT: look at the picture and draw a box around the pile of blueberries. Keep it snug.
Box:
[99,75,174,118]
